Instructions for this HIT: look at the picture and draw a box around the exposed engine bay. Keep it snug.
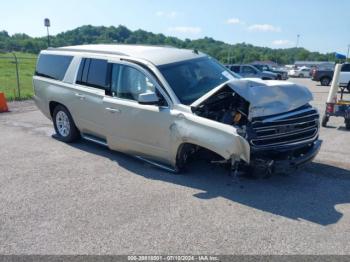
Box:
[192,85,250,129]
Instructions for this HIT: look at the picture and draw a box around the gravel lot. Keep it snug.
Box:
[0,78,350,255]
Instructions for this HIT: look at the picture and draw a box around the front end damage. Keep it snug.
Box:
[190,79,322,175]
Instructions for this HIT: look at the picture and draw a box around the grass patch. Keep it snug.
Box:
[0,52,37,100]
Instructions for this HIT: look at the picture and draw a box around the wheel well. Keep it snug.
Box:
[49,101,62,117]
[176,143,225,169]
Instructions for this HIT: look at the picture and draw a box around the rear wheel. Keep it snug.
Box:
[347,82,350,92]
[321,115,329,127]
[298,73,303,78]
[320,77,331,86]
[53,105,80,143]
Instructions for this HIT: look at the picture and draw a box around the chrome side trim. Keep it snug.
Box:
[135,156,177,173]
[81,134,108,147]
[80,135,176,173]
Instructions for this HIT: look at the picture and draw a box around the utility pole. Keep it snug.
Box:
[296,34,300,48]
[347,44,350,61]
[44,18,51,47]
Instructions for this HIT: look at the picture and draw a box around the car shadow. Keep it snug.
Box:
[337,126,350,132]
[67,139,350,226]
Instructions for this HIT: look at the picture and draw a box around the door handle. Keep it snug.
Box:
[105,107,121,113]
[75,93,85,100]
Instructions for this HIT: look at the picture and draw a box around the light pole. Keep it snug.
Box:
[296,34,300,48]
[44,18,51,47]
[347,44,350,60]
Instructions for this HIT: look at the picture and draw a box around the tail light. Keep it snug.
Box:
[326,103,334,113]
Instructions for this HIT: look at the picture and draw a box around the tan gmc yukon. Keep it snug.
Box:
[33,44,321,174]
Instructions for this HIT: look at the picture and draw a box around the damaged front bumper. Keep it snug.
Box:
[249,139,322,174]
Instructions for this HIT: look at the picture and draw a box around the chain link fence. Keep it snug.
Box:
[0,53,37,100]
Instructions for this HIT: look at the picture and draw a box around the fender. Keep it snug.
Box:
[169,113,250,167]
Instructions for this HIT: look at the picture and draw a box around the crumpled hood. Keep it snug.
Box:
[192,79,313,119]
[228,79,313,118]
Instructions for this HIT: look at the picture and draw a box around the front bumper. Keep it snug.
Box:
[250,140,322,173]
[277,140,321,168]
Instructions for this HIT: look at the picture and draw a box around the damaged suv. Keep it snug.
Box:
[33,45,321,174]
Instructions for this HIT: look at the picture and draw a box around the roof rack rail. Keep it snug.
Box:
[47,47,128,57]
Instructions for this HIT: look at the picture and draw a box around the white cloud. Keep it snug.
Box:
[248,24,281,32]
[272,39,293,45]
[226,18,241,25]
[168,26,202,34]
[156,11,178,18]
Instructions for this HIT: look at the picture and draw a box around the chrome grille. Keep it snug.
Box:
[249,106,319,149]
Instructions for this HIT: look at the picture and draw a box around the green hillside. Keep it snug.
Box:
[1,25,336,65]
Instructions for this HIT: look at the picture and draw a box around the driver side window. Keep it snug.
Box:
[111,64,156,101]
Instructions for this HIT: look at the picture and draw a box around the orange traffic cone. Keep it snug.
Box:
[0,92,9,112]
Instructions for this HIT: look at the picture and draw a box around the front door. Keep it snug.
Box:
[103,62,174,163]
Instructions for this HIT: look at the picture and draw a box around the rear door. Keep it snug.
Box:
[339,64,350,87]
[72,58,109,138]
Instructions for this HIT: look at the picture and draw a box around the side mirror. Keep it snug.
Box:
[138,91,159,105]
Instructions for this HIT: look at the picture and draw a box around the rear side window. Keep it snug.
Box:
[35,54,73,80]
[341,64,350,72]
[76,58,109,89]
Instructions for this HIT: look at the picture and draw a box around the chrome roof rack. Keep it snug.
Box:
[47,47,128,56]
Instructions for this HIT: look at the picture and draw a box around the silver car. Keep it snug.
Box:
[33,45,321,174]
[226,64,278,80]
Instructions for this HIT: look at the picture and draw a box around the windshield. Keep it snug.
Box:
[159,57,240,105]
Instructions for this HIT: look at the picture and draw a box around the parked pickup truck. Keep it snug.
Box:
[311,69,334,86]
[312,63,350,90]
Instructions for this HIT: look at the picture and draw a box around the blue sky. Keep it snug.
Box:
[1,0,349,54]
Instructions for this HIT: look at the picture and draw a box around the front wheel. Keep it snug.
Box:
[321,115,329,127]
[53,105,80,143]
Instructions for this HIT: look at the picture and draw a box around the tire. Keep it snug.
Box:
[346,119,350,130]
[53,105,80,143]
[347,82,350,93]
[298,74,303,78]
[320,77,331,86]
[321,115,329,127]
